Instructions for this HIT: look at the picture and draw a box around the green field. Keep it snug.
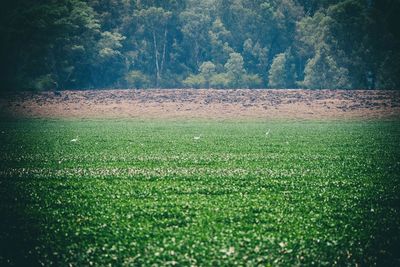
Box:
[1,119,399,266]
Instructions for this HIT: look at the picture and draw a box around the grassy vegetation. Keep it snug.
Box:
[1,119,399,266]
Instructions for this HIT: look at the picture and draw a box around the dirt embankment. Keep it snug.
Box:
[1,89,400,120]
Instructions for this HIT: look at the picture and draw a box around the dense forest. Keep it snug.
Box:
[0,0,399,91]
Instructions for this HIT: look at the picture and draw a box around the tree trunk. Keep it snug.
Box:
[160,26,168,76]
[153,31,160,87]
[194,40,199,68]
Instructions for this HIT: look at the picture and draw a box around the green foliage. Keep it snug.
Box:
[243,38,269,81]
[209,18,234,67]
[302,47,351,89]
[95,31,127,87]
[32,74,56,91]
[98,31,125,59]
[376,52,400,89]
[132,7,173,87]
[125,70,150,89]
[243,73,263,89]
[224,52,246,88]
[209,73,231,88]
[179,1,214,69]
[1,120,400,265]
[1,0,400,90]
[269,53,289,88]
[199,61,217,88]
[182,74,205,89]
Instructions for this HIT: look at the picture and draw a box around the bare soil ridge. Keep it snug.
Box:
[1,89,399,120]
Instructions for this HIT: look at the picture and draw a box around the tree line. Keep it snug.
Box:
[0,0,399,91]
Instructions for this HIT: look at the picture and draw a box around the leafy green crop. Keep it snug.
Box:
[1,119,399,266]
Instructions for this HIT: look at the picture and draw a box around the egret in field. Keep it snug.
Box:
[193,134,202,140]
[265,129,271,136]
[70,136,79,142]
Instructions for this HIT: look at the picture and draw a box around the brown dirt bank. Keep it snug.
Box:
[1,89,400,120]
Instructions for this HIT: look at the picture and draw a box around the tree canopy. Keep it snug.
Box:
[0,0,399,91]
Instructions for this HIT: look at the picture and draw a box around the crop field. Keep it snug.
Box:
[1,119,400,266]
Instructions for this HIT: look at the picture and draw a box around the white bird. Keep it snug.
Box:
[265,129,271,136]
[193,134,202,140]
[70,137,79,142]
